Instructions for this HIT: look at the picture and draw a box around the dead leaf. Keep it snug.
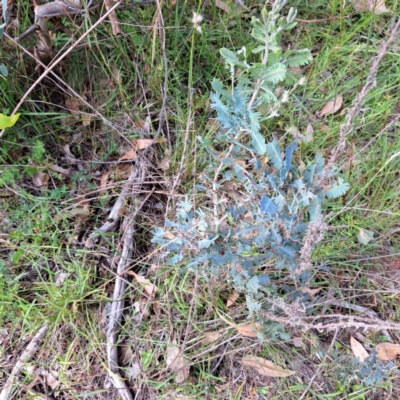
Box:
[159,156,171,171]
[236,323,262,338]
[292,337,304,348]
[54,272,69,286]
[316,95,343,118]
[129,272,158,295]
[119,149,137,161]
[357,229,374,245]
[201,330,224,345]
[124,362,141,380]
[227,291,240,307]
[133,116,152,134]
[376,342,400,361]
[48,164,70,177]
[320,123,330,133]
[350,336,369,362]
[165,231,175,240]
[65,98,84,116]
[114,163,134,180]
[100,171,110,194]
[300,286,323,300]
[112,65,122,85]
[32,172,49,188]
[216,0,230,13]
[350,0,389,14]
[217,310,261,337]
[166,341,190,384]
[120,343,134,365]
[42,370,60,390]
[242,355,296,378]
[132,137,167,150]
[286,125,313,144]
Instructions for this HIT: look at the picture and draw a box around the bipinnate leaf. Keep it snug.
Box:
[250,129,267,155]
[260,194,278,214]
[266,140,283,170]
[376,342,400,361]
[0,64,8,77]
[324,180,350,199]
[261,63,287,84]
[357,229,374,245]
[220,48,248,69]
[317,95,343,118]
[350,336,369,362]
[242,355,295,378]
[0,113,20,129]
[284,49,313,67]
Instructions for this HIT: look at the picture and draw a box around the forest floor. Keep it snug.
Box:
[1,0,400,399]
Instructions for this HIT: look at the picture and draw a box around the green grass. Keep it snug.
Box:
[1,0,400,398]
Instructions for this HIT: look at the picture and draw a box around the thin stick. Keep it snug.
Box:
[295,12,355,24]
[106,222,135,400]
[0,0,123,138]
[0,324,49,400]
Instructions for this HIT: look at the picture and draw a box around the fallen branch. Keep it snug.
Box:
[86,167,139,247]
[106,222,135,400]
[0,324,48,400]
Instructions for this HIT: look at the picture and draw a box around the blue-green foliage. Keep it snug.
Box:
[356,351,399,385]
[0,0,9,77]
[152,1,349,334]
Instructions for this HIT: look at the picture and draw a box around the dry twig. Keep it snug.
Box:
[0,324,48,400]
[86,167,140,246]
[106,222,135,400]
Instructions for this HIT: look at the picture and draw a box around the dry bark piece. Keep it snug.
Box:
[350,335,369,362]
[316,95,343,118]
[242,355,295,378]
[104,0,121,35]
[376,342,400,361]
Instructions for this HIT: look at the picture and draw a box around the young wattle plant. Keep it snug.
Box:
[153,0,349,339]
